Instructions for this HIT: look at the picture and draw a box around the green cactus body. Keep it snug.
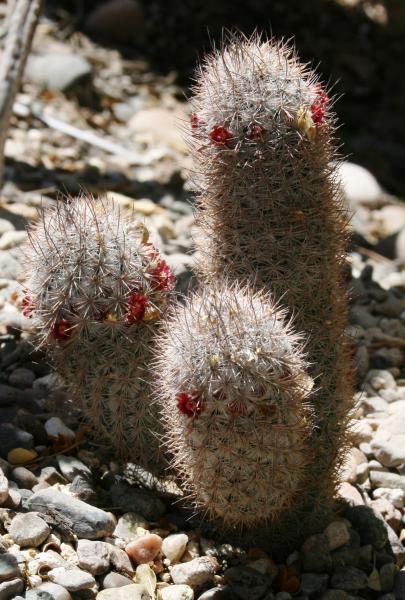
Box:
[155,283,313,528]
[188,37,353,547]
[24,195,175,470]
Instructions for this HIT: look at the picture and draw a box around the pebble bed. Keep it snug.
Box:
[1,8,405,600]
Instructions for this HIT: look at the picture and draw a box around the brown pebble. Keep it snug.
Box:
[125,534,162,564]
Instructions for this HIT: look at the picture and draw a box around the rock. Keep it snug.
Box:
[336,162,383,207]
[171,557,218,587]
[36,582,72,600]
[0,469,8,505]
[196,587,232,600]
[113,513,149,542]
[0,231,26,250]
[373,488,405,508]
[48,566,95,591]
[380,562,396,592]
[300,534,332,573]
[370,402,405,467]
[7,448,38,465]
[44,418,75,444]
[345,506,387,549]
[159,585,194,600]
[385,524,405,568]
[0,423,34,456]
[27,489,115,539]
[39,467,68,486]
[84,0,145,46]
[374,205,405,237]
[102,571,133,588]
[370,471,405,492]
[0,577,24,599]
[0,252,21,280]
[56,456,91,483]
[325,521,351,551]
[335,483,365,507]
[369,498,402,532]
[125,533,162,564]
[161,534,188,563]
[111,484,165,521]
[338,448,368,484]
[330,566,368,591]
[2,487,21,509]
[27,53,93,94]
[25,590,54,600]
[77,540,110,575]
[0,553,20,581]
[300,573,329,595]
[108,545,134,576]
[8,368,35,389]
[96,584,150,599]
[9,513,50,547]
[364,370,397,394]
[223,566,271,600]
[128,106,188,152]
[10,467,38,490]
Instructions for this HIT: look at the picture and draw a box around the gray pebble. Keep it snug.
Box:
[27,489,115,539]
[27,53,93,94]
[380,562,396,592]
[345,506,388,549]
[196,586,232,600]
[102,571,133,589]
[171,557,217,587]
[76,539,110,575]
[301,534,332,573]
[56,456,92,483]
[35,582,72,600]
[113,512,149,542]
[301,573,329,595]
[9,513,50,547]
[8,369,36,389]
[0,577,24,599]
[39,467,68,486]
[223,566,271,600]
[0,553,20,582]
[48,566,95,591]
[0,423,34,457]
[69,476,96,504]
[11,467,38,490]
[330,567,368,591]
[25,590,54,599]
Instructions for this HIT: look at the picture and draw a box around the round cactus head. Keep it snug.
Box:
[155,282,313,527]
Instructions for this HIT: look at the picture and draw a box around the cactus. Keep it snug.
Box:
[23,194,175,471]
[154,282,313,529]
[185,36,354,547]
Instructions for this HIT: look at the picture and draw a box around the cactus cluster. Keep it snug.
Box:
[155,283,313,527]
[23,35,353,554]
[24,195,174,470]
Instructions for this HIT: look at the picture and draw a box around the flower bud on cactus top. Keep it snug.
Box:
[154,282,313,528]
[187,36,353,546]
[23,194,175,469]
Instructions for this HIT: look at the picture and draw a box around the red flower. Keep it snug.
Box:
[311,86,329,126]
[190,112,202,129]
[144,242,160,261]
[248,124,266,139]
[22,293,33,318]
[176,392,203,418]
[150,260,175,292]
[209,125,233,146]
[51,320,72,340]
[125,292,149,324]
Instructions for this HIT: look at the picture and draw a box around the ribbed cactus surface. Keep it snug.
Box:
[24,195,175,470]
[187,36,353,546]
[154,283,313,528]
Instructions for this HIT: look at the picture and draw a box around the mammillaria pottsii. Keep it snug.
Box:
[23,194,175,471]
[187,36,354,547]
[154,282,313,529]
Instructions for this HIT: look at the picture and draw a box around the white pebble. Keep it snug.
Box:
[162,533,189,563]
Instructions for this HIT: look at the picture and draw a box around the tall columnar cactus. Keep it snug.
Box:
[186,36,354,546]
[155,282,313,528]
[23,195,175,471]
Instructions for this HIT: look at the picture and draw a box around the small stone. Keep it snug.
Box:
[0,553,20,582]
[111,484,165,521]
[337,162,382,207]
[0,577,24,598]
[39,467,68,486]
[27,488,115,539]
[10,467,38,490]
[113,513,149,542]
[330,566,368,590]
[56,456,91,483]
[301,534,332,573]
[370,471,405,491]
[0,231,27,250]
[336,483,364,507]
[108,545,134,576]
[196,586,232,600]
[44,418,75,444]
[161,534,188,563]
[345,506,388,549]
[159,584,194,600]
[9,513,50,547]
[69,475,97,504]
[365,370,396,393]
[36,582,72,600]
[171,557,218,587]
[102,571,133,588]
[325,521,351,551]
[223,566,271,600]
[8,368,35,389]
[7,448,38,465]
[25,590,54,599]
[96,583,150,599]
[380,562,396,592]
[338,448,368,484]
[125,534,162,564]
[300,573,328,595]
[0,423,34,457]
[77,540,110,575]
[2,487,21,509]
[0,469,8,505]
[48,566,95,591]
[27,53,93,94]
